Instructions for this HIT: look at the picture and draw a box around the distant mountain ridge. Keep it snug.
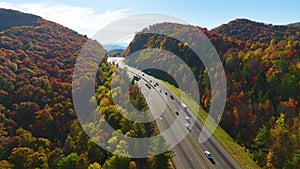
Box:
[212,18,300,43]
[288,22,300,27]
[0,8,41,31]
[103,43,128,50]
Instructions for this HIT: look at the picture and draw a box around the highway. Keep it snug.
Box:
[108,57,242,169]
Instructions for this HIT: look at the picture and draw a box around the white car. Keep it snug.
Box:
[204,151,216,164]
[181,102,187,111]
[204,151,212,158]
[184,123,191,132]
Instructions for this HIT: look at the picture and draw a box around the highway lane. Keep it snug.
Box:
[136,74,213,169]
[108,57,242,169]
[156,81,241,169]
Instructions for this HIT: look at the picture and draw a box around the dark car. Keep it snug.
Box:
[170,95,174,100]
[145,83,151,89]
[133,75,140,81]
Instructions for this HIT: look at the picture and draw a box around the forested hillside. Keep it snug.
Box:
[125,21,300,168]
[0,8,173,169]
[212,19,300,44]
[0,8,41,31]
[288,22,300,27]
[0,7,299,169]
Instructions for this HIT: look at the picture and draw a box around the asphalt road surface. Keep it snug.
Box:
[108,57,242,169]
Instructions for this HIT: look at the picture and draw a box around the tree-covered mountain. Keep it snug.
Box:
[288,22,300,27]
[0,8,173,169]
[212,18,300,44]
[0,7,103,169]
[1,7,299,168]
[125,21,300,169]
[0,8,41,31]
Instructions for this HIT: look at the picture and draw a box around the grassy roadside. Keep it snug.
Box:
[163,81,261,169]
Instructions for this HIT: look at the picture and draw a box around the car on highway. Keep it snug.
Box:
[155,82,159,86]
[145,83,151,89]
[133,75,140,81]
[204,151,216,164]
[170,95,174,100]
[185,116,190,122]
[181,102,187,111]
[184,123,191,132]
[164,91,168,95]
[175,110,179,115]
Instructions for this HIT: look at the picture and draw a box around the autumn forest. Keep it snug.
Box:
[0,8,299,169]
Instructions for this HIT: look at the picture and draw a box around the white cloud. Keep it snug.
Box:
[0,2,188,45]
[93,13,188,45]
[0,1,130,37]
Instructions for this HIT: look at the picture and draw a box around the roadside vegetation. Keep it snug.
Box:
[0,9,174,169]
[163,81,261,169]
[126,21,300,169]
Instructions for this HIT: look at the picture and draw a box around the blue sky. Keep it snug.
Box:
[0,0,299,43]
